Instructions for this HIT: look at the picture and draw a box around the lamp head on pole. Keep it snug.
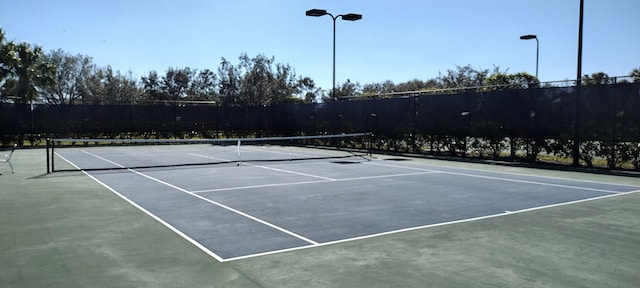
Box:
[520,34,537,40]
[341,13,363,21]
[306,9,328,17]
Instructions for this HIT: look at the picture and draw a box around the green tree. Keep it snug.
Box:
[141,70,165,102]
[103,67,140,104]
[162,67,194,101]
[330,79,360,101]
[438,65,489,90]
[218,53,300,107]
[188,69,218,102]
[297,77,321,103]
[272,62,298,104]
[41,49,94,104]
[582,72,611,85]
[361,78,440,99]
[78,66,140,105]
[362,80,395,95]
[485,72,539,90]
[396,79,438,92]
[217,57,240,106]
[81,66,105,104]
[238,53,274,106]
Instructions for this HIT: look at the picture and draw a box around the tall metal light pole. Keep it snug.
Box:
[573,0,584,166]
[306,9,362,100]
[520,34,539,78]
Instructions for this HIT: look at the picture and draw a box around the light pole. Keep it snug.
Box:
[573,0,584,166]
[306,9,362,100]
[520,34,539,79]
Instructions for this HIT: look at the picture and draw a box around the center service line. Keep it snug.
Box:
[189,153,336,181]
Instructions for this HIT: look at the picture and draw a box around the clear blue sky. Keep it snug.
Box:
[2,0,639,91]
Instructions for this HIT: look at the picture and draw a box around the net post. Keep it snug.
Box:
[236,139,242,166]
[51,138,55,172]
[46,137,50,174]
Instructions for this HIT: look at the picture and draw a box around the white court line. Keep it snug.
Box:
[239,145,355,158]
[189,153,336,181]
[366,160,630,194]
[221,189,640,262]
[189,152,438,193]
[192,179,331,193]
[337,171,439,182]
[364,160,441,172]
[56,152,225,262]
[187,152,231,162]
[65,150,640,262]
[192,171,437,194]
[250,164,337,181]
[241,146,314,157]
[80,150,320,246]
[379,158,640,189]
[439,171,625,194]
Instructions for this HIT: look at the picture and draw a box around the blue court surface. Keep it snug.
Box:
[54,145,640,262]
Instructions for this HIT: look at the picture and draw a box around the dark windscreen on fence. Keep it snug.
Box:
[3,83,640,165]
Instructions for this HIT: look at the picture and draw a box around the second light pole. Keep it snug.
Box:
[520,34,539,79]
[306,9,362,100]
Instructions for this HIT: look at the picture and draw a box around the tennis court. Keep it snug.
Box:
[48,135,640,262]
[4,145,640,287]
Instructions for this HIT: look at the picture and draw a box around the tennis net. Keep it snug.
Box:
[46,133,371,173]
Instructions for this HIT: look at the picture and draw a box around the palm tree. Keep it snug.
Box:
[631,67,640,83]
[0,28,18,101]
[0,28,54,103]
[12,43,55,103]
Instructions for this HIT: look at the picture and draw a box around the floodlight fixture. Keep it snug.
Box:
[341,13,363,21]
[306,9,327,17]
[305,9,363,100]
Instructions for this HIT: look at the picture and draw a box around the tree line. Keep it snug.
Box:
[2,27,640,106]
